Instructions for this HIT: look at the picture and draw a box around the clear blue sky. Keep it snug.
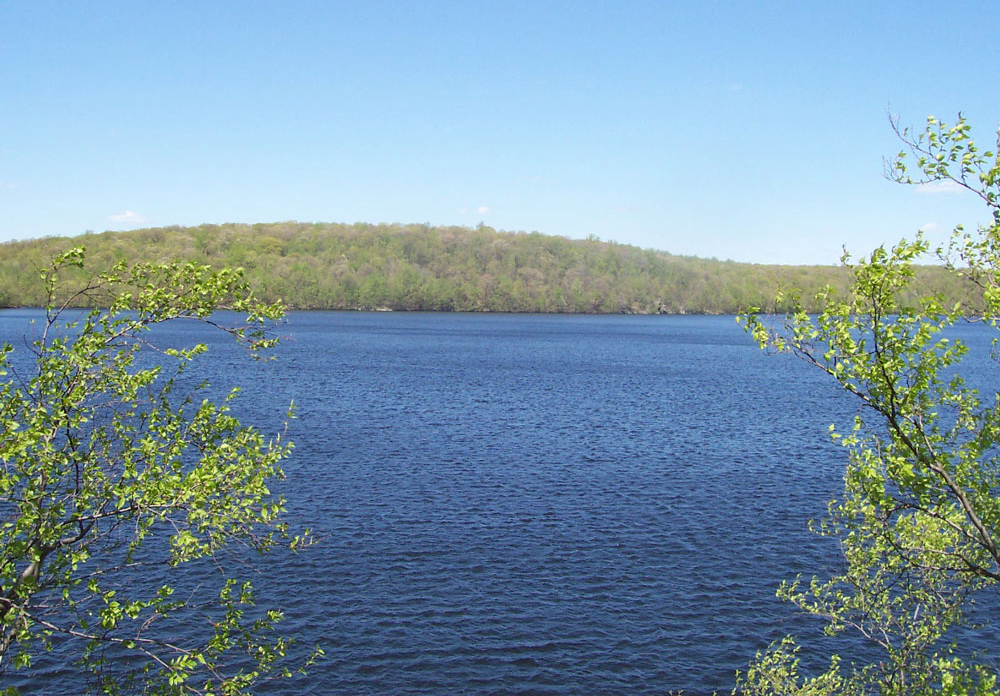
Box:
[2,1,998,264]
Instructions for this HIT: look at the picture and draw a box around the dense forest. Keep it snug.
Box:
[0,222,972,314]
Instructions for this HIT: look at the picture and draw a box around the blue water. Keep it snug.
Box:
[259,313,847,694]
[3,310,981,694]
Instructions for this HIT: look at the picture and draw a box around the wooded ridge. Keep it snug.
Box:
[0,222,969,314]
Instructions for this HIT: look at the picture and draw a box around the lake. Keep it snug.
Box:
[0,310,976,694]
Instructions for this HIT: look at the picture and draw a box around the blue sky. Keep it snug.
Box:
[2,1,998,264]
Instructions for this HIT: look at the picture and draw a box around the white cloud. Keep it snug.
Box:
[109,210,148,224]
[919,222,940,233]
[916,180,964,195]
[0,182,16,190]
[458,205,491,216]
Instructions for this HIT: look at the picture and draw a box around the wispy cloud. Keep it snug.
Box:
[0,182,17,190]
[458,205,491,215]
[920,222,940,233]
[109,210,148,224]
[916,180,964,195]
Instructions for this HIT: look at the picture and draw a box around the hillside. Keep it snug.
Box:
[0,222,965,314]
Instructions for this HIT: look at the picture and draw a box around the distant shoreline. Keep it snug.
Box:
[0,221,967,315]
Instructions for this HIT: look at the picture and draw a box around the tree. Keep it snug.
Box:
[0,249,316,694]
[738,115,1000,694]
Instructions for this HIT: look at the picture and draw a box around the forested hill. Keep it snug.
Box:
[0,222,963,314]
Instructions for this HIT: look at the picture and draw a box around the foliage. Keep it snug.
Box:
[0,221,876,315]
[738,115,1000,694]
[0,249,317,694]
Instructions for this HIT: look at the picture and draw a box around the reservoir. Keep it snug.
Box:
[2,311,990,694]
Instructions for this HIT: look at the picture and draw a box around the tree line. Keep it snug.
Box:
[0,222,974,314]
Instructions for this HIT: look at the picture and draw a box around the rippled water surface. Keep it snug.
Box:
[4,311,967,693]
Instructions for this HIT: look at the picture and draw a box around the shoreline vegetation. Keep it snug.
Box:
[0,222,972,314]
